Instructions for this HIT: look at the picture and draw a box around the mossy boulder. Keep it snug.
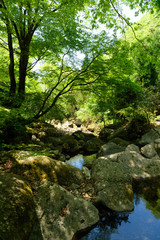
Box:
[15,155,85,186]
[83,154,96,167]
[0,172,35,240]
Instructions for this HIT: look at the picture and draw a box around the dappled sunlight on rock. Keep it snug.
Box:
[15,155,85,186]
[92,144,160,212]
[30,182,99,240]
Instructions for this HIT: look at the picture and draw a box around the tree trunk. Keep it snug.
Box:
[7,24,16,96]
[18,43,29,100]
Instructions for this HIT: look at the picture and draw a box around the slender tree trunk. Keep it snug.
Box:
[18,43,29,100]
[7,24,16,96]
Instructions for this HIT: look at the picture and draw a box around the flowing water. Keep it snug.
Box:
[78,182,160,240]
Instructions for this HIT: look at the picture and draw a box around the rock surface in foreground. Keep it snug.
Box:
[0,172,35,240]
[30,182,99,240]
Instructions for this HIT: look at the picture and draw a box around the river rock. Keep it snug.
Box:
[125,144,140,153]
[97,142,125,158]
[0,172,35,240]
[16,155,85,186]
[82,166,91,180]
[30,182,99,240]
[83,154,96,167]
[118,149,160,180]
[61,135,80,154]
[91,157,134,212]
[99,127,115,141]
[141,143,158,158]
[139,129,160,145]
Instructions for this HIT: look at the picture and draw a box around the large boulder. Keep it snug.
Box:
[91,157,134,212]
[15,155,85,186]
[154,138,160,156]
[118,149,160,180]
[92,146,160,212]
[30,182,99,240]
[0,172,35,240]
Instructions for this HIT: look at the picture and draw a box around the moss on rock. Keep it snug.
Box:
[0,172,35,240]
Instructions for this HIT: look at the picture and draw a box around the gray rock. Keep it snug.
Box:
[141,143,158,158]
[95,181,134,212]
[105,152,123,162]
[92,157,133,212]
[82,166,91,180]
[97,142,125,158]
[118,149,160,179]
[139,129,160,145]
[30,182,99,240]
[125,144,140,153]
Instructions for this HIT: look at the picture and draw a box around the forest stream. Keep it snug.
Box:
[77,180,160,240]
[2,1,160,239]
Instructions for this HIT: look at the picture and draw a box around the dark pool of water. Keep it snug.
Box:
[79,184,160,240]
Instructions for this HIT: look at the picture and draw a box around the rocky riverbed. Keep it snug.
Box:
[1,120,160,239]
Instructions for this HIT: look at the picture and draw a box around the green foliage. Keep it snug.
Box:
[1,0,160,133]
[0,108,29,144]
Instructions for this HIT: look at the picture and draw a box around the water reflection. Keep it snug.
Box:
[79,211,130,240]
[78,181,160,240]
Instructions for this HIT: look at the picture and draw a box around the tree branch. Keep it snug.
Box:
[109,0,147,50]
[32,53,100,120]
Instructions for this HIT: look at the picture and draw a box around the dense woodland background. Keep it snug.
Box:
[1,0,160,147]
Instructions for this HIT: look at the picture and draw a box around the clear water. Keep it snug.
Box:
[66,154,84,169]
[79,184,160,240]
